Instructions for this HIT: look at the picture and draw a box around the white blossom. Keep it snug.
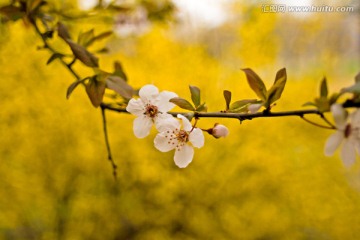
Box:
[126,84,177,138]
[154,114,204,168]
[324,104,360,167]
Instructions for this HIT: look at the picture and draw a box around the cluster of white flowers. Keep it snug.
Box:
[126,84,210,168]
[127,86,358,169]
[325,104,360,167]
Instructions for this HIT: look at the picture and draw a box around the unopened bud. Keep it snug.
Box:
[248,103,262,113]
[209,123,229,138]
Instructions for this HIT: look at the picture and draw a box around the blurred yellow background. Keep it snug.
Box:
[1,0,360,239]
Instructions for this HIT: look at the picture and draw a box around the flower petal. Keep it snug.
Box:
[133,115,153,138]
[174,144,194,168]
[324,131,343,156]
[341,140,356,168]
[126,98,145,116]
[154,132,177,152]
[189,128,205,148]
[157,91,178,112]
[177,114,192,131]
[139,84,159,102]
[155,114,180,132]
[331,104,348,130]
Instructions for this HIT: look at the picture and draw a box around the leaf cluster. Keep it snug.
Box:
[303,78,339,112]
[67,62,133,107]
[1,0,178,109]
[223,68,287,113]
[0,0,45,23]
[170,86,207,112]
[55,22,135,107]
[223,90,260,113]
[241,68,287,110]
[302,73,360,112]
[56,22,113,68]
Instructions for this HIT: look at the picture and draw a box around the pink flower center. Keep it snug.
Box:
[177,130,189,143]
[175,130,189,151]
[164,129,189,150]
[144,104,158,118]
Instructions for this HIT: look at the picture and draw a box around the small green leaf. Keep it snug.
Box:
[66,78,88,99]
[266,68,287,107]
[106,76,133,100]
[27,0,44,13]
[78,29,94,47]
[86,31,113,47]
[223,90,231,110]
[57,22,71,40]
[315,97,330,112]
[242,68,267,101]
[302,101,317,107]
[229,99,259,113]
[170,97,195,111]
[46,53,64,65]
[85,76,106,107]
[329,93,340,105]
[113,61,127,81]
[196,103,207,112]
[66,40,99,67]
[94,47,109,54]
[320,77,328,98]
[189,85,201,107]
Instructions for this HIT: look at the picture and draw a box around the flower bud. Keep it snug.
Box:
[248,103,262,113]
[210,123,229,138]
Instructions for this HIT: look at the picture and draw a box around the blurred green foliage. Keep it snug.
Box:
[1,1,360,239]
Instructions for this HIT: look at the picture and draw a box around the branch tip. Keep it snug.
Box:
[101,106,118,180]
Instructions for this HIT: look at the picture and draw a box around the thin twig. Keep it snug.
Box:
[190,118,198,132]
[67,58,77,68]
[193,109,322,120]
[320,113,337,129]
[32,20,81,80]
[101,106,117,179]
[300,115,335,129]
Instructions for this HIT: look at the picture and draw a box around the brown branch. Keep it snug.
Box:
[31,20,118,177]
[101,103,322,121]
[100,101,360,129]
[300,115,336,130]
